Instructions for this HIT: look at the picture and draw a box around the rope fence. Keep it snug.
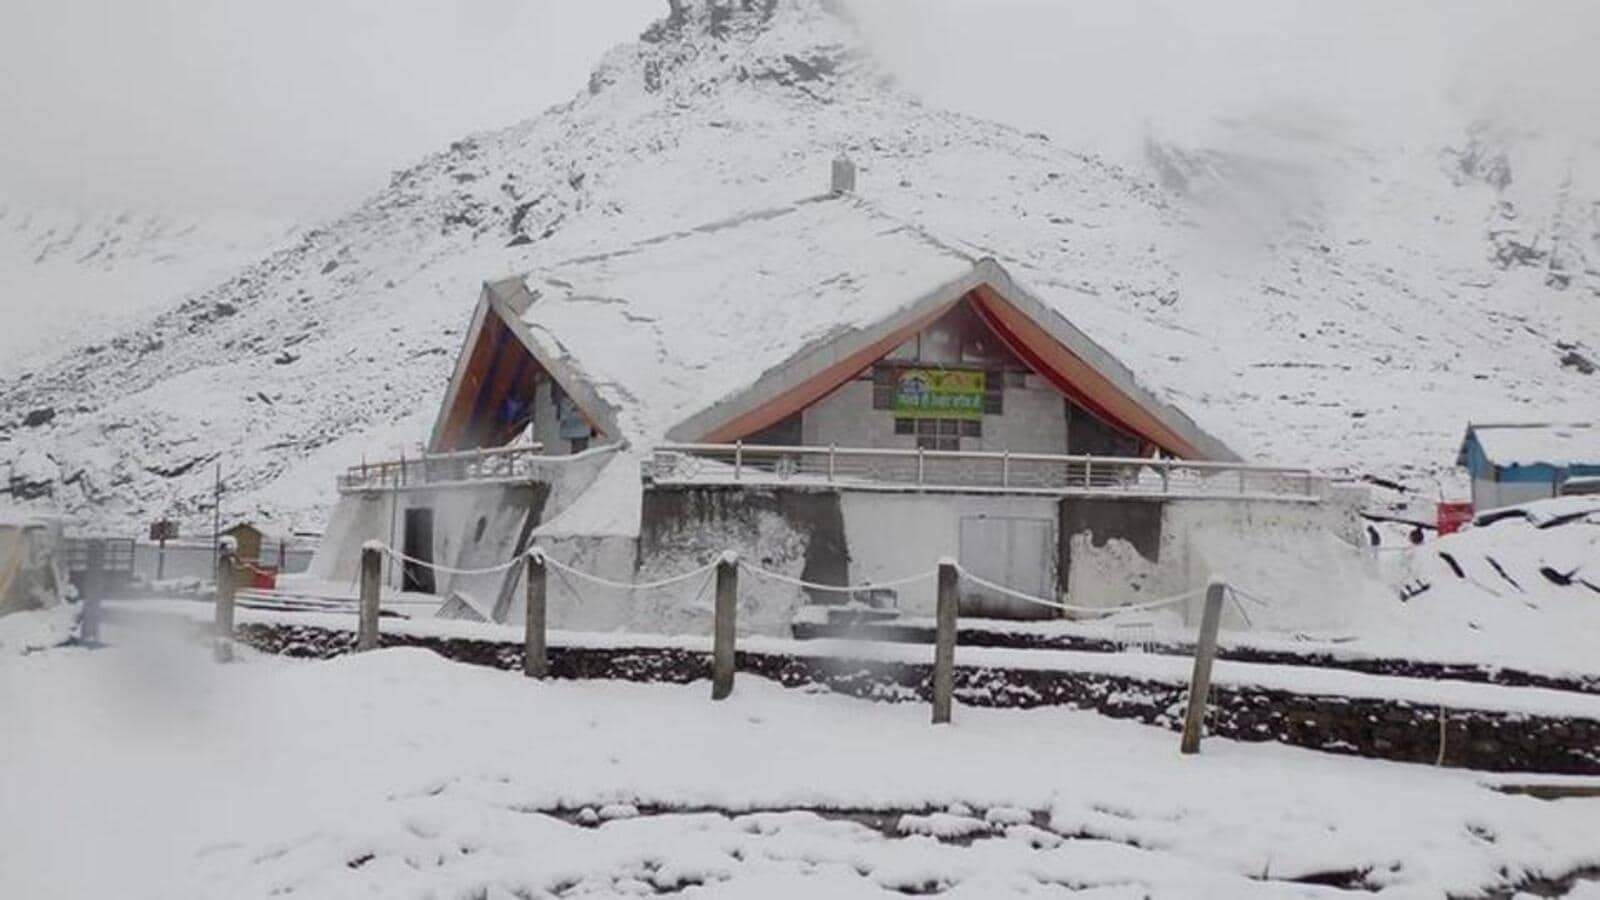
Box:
[212,541,1269,754]
[740,562,936,594]
[226,541,1272,633]
[353,542,1225,619]
[539,552,722,591]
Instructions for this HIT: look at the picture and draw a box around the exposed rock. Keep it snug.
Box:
[21,408,55,428]
[145,454,215,479]
[1560,350,1596,375]
[7,448,58,500]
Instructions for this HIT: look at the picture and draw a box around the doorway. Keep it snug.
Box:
[402,508,436,594]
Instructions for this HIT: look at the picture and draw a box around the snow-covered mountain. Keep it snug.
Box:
[0,204,299,379]
[2,0,1596,533]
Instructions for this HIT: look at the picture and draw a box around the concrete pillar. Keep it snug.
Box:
[524,549,547,678]
[932,560,958,724]
[357,544,382,651]
[213,546,237,663]
[712,554,738,700]
[1180,581,1227,754]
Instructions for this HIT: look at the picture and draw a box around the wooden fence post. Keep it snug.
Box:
[1180,580,1227,754]
[358,543,382,651]
[932,559,959,724]
[712,552,738,700]
[524,548,547,678]
[213,545,238,662]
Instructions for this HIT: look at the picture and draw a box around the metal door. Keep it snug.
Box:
[958,515,1055,619]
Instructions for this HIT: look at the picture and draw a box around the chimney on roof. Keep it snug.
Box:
[831,157,856,194]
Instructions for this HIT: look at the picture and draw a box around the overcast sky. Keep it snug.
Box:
[0,0,658,217]
[3,0,1595,219]
[846,0,1599,162]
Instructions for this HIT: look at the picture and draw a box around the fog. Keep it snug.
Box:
[3,0,1595,218]
[0,0,658,216]
[843,0,1600,161]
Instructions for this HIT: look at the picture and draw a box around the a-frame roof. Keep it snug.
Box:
[448,193,1239,461]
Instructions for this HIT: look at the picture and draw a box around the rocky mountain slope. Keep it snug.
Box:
[0,204,298,380]
[2,0,1596,533]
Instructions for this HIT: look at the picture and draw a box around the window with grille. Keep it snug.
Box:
[914,417,970,451]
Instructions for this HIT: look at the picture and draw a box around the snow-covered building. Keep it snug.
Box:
[307,184,1362,633]
[1457,422,1600,511]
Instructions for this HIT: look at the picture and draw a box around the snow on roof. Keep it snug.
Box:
[1462,422,1600,468]
[532,451,646,538]
[510,194,975,445]
[504,192,1226,456]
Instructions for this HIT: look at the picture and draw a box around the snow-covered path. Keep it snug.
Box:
[3,613,1598,898]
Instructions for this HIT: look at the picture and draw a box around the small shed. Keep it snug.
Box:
[222,522,266,562]
[1456,422,1600,511]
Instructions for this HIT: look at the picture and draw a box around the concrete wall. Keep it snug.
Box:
[496,486,844,637]
[1059,494,1373,632]
[305,447,617,607]
[1056,497,1169,611]
[609,485,1370,635]
[1471,475,1555,511]
[623,487,848,635]
[308,459,1370,637]
[513,532,643,632]
[840,490,1059,619]
[306,482,545,599]
[614,486,1062,632]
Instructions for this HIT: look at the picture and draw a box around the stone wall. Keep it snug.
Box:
[233,621,1600,775]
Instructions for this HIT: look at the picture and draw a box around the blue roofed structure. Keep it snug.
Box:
[1457,422,1600,510]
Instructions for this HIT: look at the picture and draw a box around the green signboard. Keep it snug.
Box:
[892,368,985,420]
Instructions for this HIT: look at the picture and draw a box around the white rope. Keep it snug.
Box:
[1225,584,1272,608]
[539,554,722,591]
[377,544,524,576]
[1225,587,1255,628]
[739,562,936,594]
[689,565,717,609]
[955,564,1205,614]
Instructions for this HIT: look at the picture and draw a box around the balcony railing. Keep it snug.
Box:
[644,443,1325,502]
[337,443,546,492]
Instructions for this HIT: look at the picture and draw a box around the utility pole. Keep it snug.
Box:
[211,463,222,577]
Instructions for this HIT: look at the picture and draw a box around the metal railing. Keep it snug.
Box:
[644,443,1325,502]
[337,443,546,492]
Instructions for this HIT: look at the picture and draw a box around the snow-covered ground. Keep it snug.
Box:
[4,610,1599,899]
